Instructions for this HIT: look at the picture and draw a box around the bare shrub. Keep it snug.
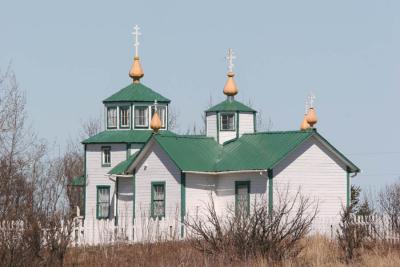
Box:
[378,180,400,236]
[185,189,317,262]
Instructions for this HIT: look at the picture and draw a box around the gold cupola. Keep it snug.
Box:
[300,114,311,130]
[306,107,318,127]
[223,48,238,97]
[150,100,162,133]
[129,25,144,83]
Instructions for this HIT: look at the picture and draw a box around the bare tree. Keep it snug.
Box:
[185,188,317,261]
[378,180,400,235]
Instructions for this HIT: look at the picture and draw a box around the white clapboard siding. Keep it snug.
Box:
[185,174,216,218]
[134,141,182,240]
[219,130,237,144]
[239,112,254,136]
[85,143,127,244]
[117,177,134,229]
[215,172,268,215]
[206,112,217,140]
[274,136,347,222]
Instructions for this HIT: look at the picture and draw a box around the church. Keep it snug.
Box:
[73,26,360,244]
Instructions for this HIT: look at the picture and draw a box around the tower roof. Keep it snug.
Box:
[206,99,256,113]
[103,83,170,103]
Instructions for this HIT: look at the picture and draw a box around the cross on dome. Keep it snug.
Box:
[226,48,236,73]
[132,25,142,57]
[308,92,316,108]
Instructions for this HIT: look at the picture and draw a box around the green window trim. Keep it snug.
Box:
[151,181,166,218]
[119,106,131,129]
[84,145,87,218]
[101,146,111,167]
[220,112,236,132]
[268,169,273,215]
[236,111,239,138]
[96,185,111,219]
[181,172,186,238]
[132,172,136,223]
[346,168,351,208]
[216,112,220,143]
[235,181,250,216]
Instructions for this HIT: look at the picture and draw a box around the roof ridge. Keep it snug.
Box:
[243,129,315,135]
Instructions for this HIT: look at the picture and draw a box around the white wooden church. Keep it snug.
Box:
[72,26,360,244]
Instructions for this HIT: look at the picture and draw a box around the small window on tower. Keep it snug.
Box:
[107,107,117,129]
[221,113,235,131]
[101,146,111,167]
[119,106,130,128]
[134,106,149,128]
[151,106,166,129]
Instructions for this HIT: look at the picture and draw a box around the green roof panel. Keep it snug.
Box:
[108,151,140,175]
[82,130,175,144]
[206,99,256,113]
[103,83,170,103]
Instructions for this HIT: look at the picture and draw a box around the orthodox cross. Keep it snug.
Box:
[132,25,141,57]
[226,48,236,73]
[308,92,316,108]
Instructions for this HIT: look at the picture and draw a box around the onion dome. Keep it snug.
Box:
[223,72,238,96]
[306,107,318,127]
[129,56,144,83]
[150,100,162,133]
[300,114,311,130]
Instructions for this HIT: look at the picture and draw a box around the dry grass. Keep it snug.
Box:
[63,236,400,267]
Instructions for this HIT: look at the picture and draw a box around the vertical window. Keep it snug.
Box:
[107,107,117,128]
[97,186,110,219]
[134,106,149,128]
[102,146,111,167]
[221,113,235,131]
[151,106,166,128]
[151,182,165,218]
[235,181,250,216]
[119,106,130,128]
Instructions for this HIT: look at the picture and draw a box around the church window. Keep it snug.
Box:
[119,106,130,128]
[96,186,110,219]
[107,107,117,128]
[102,146,111,167]
[221,113,235,131]
[135,106,149,128]
[235,181,250,216]
[151,182,165,218]
[151,105,166,128]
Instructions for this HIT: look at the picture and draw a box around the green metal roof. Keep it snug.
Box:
[155,135,221,172]
[206,99,256,113]
[108,151,140,175]
[82,130,175,144]
[150,129,359,173]
[103,83,170,103]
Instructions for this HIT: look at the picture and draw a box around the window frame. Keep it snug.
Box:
[106,107,118,129]
[220,113,236,131]
[151,181,166,218]
[151,105,167,129]
[134,105,149,128]
[119,106,131,129]
[235,181,250,216]
[96,185,111,219]
[101,146,111,167]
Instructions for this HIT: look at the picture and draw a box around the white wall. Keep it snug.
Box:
[206,112,217,140]
[273,136,347,221]
[239,112,254,135]
[185,174,217,218]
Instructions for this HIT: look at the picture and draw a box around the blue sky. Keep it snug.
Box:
[1,0,400,191]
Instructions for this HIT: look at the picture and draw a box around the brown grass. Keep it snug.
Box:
[63,236,400,267]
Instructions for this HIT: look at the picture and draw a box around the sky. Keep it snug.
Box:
[1,0,400,192]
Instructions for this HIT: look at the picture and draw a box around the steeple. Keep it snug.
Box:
[150,100,162,133]
[223,48,238,98]
[129,25,144,83]
[300,100,311,130]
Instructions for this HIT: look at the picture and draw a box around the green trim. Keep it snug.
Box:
[84,145,87,218]
[206,99,256,113]
[268,169,273,215]
[151,181,166,218]
[236,111,239,139]
[115,178,119,226]
[181,172,186,238]
[101,146,111,167]
[346,169,350,208]
[253,113,256,132]
[119,106,131,129]
[235,181,250,216]
[126,143,131,159]
[216,112,220,143]
[96,185,111,219]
